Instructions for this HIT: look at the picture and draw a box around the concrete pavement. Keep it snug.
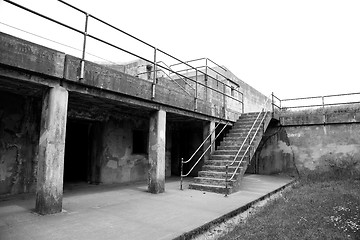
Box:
[0,175,293,240]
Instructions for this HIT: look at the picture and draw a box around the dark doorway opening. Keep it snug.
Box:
[64,120,92,184]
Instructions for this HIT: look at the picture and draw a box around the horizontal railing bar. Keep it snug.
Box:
[282,92,360,102]
[156,61,195,90]
[169,57,206,68]
[207,58,227,72]
[57,0,87,15]
[5,0,83,35]
[282,101,360,109]
[88,15,155,49]
[137,69,192,96]
[156,64,244,104]
[0,21,118,65]
[87,34,152,64]
[272,103,281,109]
[170,66,243,96]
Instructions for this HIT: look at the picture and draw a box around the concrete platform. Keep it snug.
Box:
[0,174,293,240]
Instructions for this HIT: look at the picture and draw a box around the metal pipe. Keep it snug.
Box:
[180,158,184,190]
[225,165,229,197]
[80,13,89,80]
[152,48,157,99]
[182,122,230,177]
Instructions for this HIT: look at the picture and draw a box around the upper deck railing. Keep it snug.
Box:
[272,92,360,112]
[1,0,244,117]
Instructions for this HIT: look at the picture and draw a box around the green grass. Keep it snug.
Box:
[219,179,360,240]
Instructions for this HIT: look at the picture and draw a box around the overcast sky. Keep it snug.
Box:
[1,0,359,101]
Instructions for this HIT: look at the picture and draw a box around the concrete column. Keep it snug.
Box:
[203,121,216,161]
[35,85,68,215]
[148,109,166,194]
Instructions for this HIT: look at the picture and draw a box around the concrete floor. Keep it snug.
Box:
[0,175,293,240]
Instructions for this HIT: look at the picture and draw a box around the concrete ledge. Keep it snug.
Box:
[0,32,65,78]
[174,179,296,240]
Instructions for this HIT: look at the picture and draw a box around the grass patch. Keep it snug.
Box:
[219,179,360,240]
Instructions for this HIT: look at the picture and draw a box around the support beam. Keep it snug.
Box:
[35,85,68,215]
[148,109,166,193]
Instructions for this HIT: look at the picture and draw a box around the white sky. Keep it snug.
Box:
[0,0,360,100]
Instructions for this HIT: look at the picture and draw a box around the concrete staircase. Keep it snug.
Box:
[188,111,272,194]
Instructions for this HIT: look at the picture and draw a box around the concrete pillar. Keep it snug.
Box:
[148,109,166,194]
[35,85,68,215]
[203,121,216,161]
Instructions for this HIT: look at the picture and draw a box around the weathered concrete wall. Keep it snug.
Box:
[249,122,296,175]
[0,91,41,195]
[222,68,271,113]
[257,105,360,177]
[286,124,360,175]
[99,116,171,185]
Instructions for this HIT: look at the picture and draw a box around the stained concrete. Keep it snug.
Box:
[0,174,293,240]
[35,86,68,215]
[148,109,166,193]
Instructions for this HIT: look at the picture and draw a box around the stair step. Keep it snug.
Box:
[210,154,243,160]
[187,111,270,195]
[188,183,229,194]
[202,165,239,172]
[213,150,246,155]
[218,146,245,150]
[204,160,247,166]
[198,170,240,178]
[193,177,235,186]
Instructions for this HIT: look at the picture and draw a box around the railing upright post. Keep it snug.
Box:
[242,93,244,113]
[195,69,198,111]
[322,96,326,124]
[152,48,157,99]
[271,92,274,114]
[180,158,184,190]
[225,165,229,197]
[80,13,89,80]
[223,82,226,118]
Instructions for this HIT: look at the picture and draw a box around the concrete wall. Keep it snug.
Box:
[222,67,271,113]
[98,117,171,184]
[0,91,41,195]
[0,90,176,196]
[256,105,360,177]
[249,122,296,176]
[285,124,360,175]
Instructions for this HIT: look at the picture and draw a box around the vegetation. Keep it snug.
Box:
[219,176,360,240]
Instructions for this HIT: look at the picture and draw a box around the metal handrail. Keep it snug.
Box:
[156,61,195,90]
[180,121,230,190]
[272,92,360,110]
[3,0,244,113]
[137,68,192,96]
[225,97,271,192]
[170,57,227,73]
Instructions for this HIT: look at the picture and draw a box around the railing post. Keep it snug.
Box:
[322,96,326,124]
[271,92,274,115]
[80,13,89,80]
[225,165,229,197]
[223,82,226,118]
[152,48,157,100]
[195,69,198,111]
[242,93,244,113]
[180,157,184,190]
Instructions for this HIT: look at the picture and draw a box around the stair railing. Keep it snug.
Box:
[180,121,230,190]
[225,97,271,195]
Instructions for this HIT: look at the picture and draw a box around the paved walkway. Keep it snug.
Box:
[0,175,293,240]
